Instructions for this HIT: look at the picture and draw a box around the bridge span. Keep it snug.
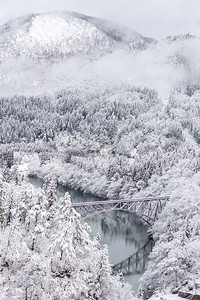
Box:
[72,196,169,226]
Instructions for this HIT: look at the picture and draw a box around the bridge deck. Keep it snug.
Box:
[72,196,169,226]
[72,196,169,207]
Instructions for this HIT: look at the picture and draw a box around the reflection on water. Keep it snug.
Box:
[88,212,149,261]
[87,211,149,291]
[28,176,150,292]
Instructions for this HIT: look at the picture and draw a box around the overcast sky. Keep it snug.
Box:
[0,0,200,38]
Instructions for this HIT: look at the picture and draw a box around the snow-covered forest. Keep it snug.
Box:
[0,11,200,299]
[0,170,135,299]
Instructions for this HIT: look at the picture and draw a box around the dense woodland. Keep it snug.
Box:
[1,82,200,200]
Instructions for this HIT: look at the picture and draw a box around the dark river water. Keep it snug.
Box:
[28,176,150,292]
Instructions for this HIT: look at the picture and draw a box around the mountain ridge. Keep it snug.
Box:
[0,11,155,62]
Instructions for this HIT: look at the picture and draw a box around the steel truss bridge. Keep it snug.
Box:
[72,196,169,227]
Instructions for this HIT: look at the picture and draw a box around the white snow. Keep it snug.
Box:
[150,294,182,300]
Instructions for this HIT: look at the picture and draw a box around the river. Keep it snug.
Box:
[28,176,150,292]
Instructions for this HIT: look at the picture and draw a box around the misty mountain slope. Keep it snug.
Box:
[0,13,113,61]
[69,11,155,48]
[1,14,200,99]
[0,11,154,63]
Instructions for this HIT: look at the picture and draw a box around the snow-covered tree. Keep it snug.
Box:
[0,174,135,300]
[141,173,200,295]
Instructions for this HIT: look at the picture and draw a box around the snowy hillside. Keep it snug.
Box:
[0,13,200,99]
[0,11,153,62]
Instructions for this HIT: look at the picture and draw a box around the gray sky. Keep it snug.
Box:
[0,0,200,38]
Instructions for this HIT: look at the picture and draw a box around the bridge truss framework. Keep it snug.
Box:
[72,196,169,227]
